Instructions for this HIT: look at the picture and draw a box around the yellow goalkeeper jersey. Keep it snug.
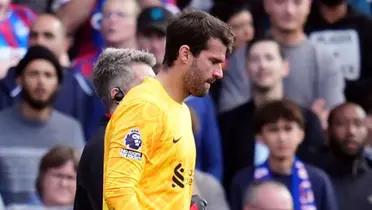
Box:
[103,77,196,210]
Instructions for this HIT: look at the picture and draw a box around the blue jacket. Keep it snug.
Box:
[0,68,104,140]
[186,95,223,181]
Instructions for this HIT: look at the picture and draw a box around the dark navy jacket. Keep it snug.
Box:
[186,95,223,181]
[317,149,372,210]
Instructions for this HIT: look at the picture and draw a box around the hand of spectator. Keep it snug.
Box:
[311,98,329,130]
[0,48,24,79]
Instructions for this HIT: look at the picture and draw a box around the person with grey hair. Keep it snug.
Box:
[243,180,293,210]
[92,47,156,113]
[74,48,155,210]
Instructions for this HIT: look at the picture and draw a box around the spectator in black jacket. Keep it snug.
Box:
[73,48,155,210]
[319,102,372,210]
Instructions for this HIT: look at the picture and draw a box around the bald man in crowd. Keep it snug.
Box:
[243,180,293,210]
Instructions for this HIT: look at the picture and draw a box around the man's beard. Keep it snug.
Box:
[22,88,57,110]
[329,137,364,160]
[184,61,209,97]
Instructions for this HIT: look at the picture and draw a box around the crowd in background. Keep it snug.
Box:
[0,0,372,209]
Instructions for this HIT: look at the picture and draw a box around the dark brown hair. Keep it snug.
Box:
[246,36,286,59]
[163,10,234,67]
[254,99,305,134]
[36,145,80,199]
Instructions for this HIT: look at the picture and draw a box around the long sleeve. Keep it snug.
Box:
[103,102,163,209]
[199,96,223,181]
[314,44,345,109]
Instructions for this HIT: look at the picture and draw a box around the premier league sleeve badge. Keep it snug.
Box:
[120,128,143,160]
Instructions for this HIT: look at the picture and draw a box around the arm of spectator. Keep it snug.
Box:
[186,96,223,181]
[56,0,96,35]
[202,96,223,181]
[315,45,345,110]
[311,98,329,130]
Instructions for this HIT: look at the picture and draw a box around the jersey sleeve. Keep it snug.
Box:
[103,101,165,209]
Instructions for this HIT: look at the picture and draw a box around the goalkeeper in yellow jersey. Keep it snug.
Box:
[103,10,234,210]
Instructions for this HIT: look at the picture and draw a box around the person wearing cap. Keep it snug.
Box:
[137,6,174,73]
[0,45,85,205]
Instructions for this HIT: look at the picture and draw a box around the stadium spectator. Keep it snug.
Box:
[319,103,372,210]
[264,0,345,128]
[219,38,326,191]
[54,0,170,59]
[56,0,104,58]
[36,145,79,207]
[305,0,372,113]
[28,13,72,67]
[210,2,254,112]
[230,100,338,210]
[0,46,84,205]
[72,0,139,79]
[194,170,230,210]
[136,6,173,73]
[0,13,104,140]
[243,181,293,210]
[74,48,156,210]
[0,0,35,79]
